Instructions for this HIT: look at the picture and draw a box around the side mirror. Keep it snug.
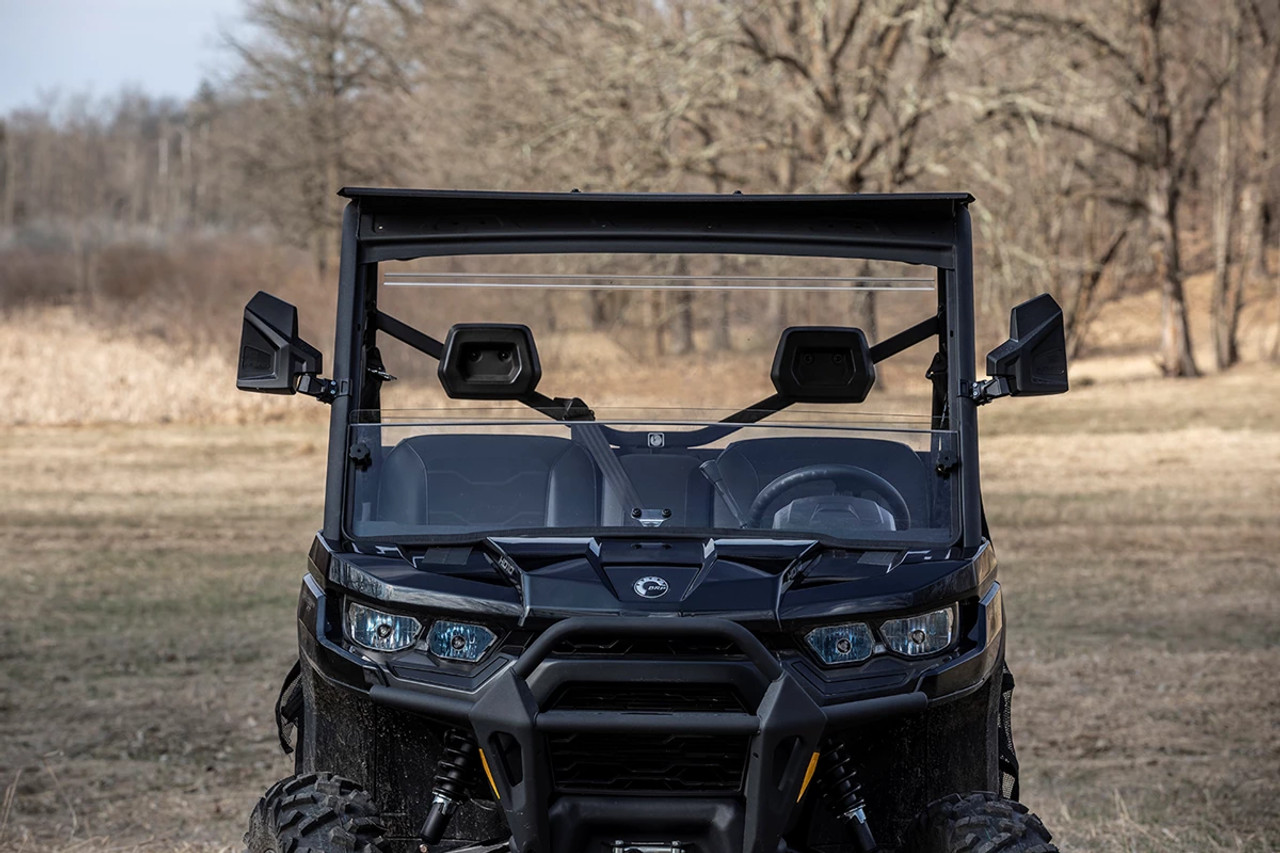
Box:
[438,324,542,399]
[984,293,1069,397]
[236,291,322,394]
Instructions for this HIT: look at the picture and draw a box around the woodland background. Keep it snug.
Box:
[1,0,1279,427]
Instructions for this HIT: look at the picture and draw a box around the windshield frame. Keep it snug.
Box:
[320,190,983,552]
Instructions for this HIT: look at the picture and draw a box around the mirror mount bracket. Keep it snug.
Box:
[297,375,345,404]
[967,376,1011,406]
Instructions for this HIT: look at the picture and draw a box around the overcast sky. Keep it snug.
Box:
[0,0,243,113]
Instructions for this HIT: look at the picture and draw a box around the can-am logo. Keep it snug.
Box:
[633,576,670,599]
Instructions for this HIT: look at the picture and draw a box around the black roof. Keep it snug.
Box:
[336,187,975,267]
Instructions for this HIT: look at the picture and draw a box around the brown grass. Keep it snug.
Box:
[0,307,326,427]
[983,398,1280,851]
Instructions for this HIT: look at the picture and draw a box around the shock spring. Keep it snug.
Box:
[418,728,479,849]
[816,739,878,852]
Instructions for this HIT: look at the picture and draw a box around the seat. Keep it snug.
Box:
[375,435,599,529]
[711,436,931,528]
[599,451,718,527]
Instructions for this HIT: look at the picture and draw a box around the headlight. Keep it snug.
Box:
[805,622,875,664]
[880,606,956,657]
[345,601,422,653]
[426,620,497,663]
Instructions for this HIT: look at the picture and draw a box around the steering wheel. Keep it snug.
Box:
[744,464,912,529]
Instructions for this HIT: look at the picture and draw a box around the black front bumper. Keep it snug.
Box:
[298,575,1004,852]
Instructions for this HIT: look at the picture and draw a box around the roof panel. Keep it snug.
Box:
[336,187,974,267]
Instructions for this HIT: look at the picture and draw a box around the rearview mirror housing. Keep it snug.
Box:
[236,291,322,394]
[985,293,1069,396]
[771,327,876,403]
[438,324,542,399]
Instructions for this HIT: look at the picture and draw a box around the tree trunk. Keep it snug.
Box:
[1151,176,1199,377]
[1067,222,1130,360]
[0,124,13,228]
[767,289,786,332]
[1133,0,1198,378]
[711,290,732,351]
[1259,54,1279,281]
[649,290,665,357]
[1210,192,1245,371]
[1255,34,1280,360]
[860,290,879,340]
[1211,12,1243,370]
[667,256,695,355]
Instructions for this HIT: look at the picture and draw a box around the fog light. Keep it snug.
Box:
[881,606,956,656]
[345,601,422,652]
[804,622,875,664]
[427,620,497,662]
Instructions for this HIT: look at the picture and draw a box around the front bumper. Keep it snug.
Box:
[298,574,1004,852]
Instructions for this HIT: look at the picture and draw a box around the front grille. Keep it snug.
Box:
[552,634,742,658]
[548,732,748,794]
[549,682,748,713]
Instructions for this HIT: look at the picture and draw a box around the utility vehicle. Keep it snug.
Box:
[236,188,1066,853]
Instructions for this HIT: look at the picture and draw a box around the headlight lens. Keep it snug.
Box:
[426,620,498,663]
[880,606,956,657]
[805,622,875,664]
[345,602,422,653]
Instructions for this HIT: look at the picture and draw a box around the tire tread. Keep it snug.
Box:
[902,792,1058,853]
[244,772,390,853]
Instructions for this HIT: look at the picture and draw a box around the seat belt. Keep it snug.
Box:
[572,424,653,525]
[521,392,656,526]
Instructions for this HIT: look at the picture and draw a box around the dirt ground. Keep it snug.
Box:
[0,364,1277,852]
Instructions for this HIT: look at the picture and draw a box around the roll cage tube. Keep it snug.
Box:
[320,189,982,548]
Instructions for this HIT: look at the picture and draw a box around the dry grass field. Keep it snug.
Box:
[0,360,1277,852]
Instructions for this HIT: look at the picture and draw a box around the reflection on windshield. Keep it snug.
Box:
[348,420,958,547]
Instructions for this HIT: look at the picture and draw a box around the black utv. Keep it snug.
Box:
[236,189,1066,853]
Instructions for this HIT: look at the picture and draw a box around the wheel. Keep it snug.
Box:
[900,792,1058,853]
[245,772,390,853]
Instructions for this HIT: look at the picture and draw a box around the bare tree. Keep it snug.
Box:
[0,119,13,229]
[4,0,1276,378]
[226,0,410,273]
[990,0,1230,376]
[1211,2,1246,369]
[1235,0,1280,360]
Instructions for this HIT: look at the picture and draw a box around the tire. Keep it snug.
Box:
[900,792,1059,853]
[245,772,391,853]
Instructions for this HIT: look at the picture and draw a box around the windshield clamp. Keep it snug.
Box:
[348,441,373,471]
[935,449,959,477]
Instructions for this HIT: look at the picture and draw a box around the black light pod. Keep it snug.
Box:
[771,327,876,403]
[438,324,542,399]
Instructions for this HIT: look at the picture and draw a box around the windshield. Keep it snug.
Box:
[347,418,958,547]
[348,254,957,547]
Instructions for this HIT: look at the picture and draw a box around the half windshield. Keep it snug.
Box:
[348,417,958,546]
[348,253,958,547]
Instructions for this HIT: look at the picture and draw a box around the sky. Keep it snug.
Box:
[0,0,243,114]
